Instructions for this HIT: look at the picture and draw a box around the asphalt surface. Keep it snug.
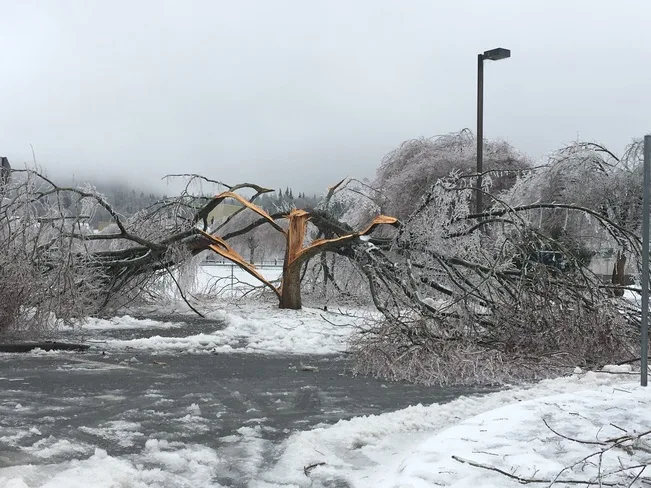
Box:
[0,315,493,487]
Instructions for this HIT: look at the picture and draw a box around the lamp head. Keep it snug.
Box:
[483,48,511,61]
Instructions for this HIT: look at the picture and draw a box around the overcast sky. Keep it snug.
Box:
[1,0,649,194]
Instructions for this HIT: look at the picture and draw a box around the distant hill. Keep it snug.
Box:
[56,178,167,228]
[63,178,319,229]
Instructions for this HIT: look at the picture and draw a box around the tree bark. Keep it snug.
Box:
[247,237,255,264]
[280,261,302,309]
[611,251,627,297]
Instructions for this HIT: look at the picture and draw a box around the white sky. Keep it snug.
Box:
[1,0,649,194]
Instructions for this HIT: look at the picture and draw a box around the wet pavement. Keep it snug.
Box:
[0,316,493,487]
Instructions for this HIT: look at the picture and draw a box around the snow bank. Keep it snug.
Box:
[255,369,650,487]
[390,382,649,487]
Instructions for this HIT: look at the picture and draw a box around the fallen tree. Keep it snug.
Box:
[348,172,642,384]
[0,170,397,336]
[1,167,642,386]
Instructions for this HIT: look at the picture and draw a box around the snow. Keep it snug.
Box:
[254,370,650,487]
[624,288,642,306]
[601,363,635,373]
[79,315,183,330]
[389,385,649,487]
[74,264,370,356]
[25,438,93,460]
[97,301,367,355]
[78,421,145,448]
[1,359,649,487]
[0,443,224,488]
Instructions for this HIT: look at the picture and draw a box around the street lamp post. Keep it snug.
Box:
[476,47,511,215]
[642,135,650,386]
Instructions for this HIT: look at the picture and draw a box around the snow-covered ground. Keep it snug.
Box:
[255,367,649,487]
[1,366,647,487]
[67,264,366,355]
[80,316,184,331]
[81,300,365,355]
[2,266,649,487]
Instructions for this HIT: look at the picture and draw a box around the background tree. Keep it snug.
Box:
[219,208,286,264]
[1,157,11,186]
[375,129,531,219]
[503,139,645,292]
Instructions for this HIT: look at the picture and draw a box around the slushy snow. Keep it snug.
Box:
[2,367,649,487]
[88,301,364,355]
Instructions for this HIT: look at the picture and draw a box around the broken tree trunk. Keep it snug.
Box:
[280,210,310,309]
[179,188,399,311]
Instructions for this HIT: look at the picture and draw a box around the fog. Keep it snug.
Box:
[1,0,649,194]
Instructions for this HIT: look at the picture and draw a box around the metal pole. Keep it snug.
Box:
[642,135,651,386]
[476,54,484,215]
[231,264,235,299]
